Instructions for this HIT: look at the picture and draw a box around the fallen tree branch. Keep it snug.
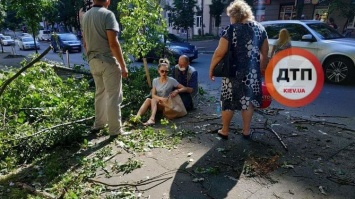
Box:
[15,182,56,199]
[176,116,220,124]
[326,142,355,161]
[4,116,94,143]
[0,46,52,97]
[90,169,178,189]
[89,176,173,187]
[291,119,355,132]
[266,126,288,151]
[313,115,349,119]
[326,175,355,186]
[52,65,92,76]
[264,120,288,151]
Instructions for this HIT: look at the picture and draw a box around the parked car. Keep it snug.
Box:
[17,37,40,50]
[20,33,32,38]
[51,33,82,53]
[261,20,355,84]
[136,33,198,62]
[0,36,15,46]
[37,30,51,41]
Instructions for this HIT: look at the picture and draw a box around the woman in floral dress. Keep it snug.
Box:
[209,0,269,139]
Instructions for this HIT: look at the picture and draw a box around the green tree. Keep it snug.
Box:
[117,0,167,87]
[329,0,355,30]
[57,0,83,32]
[209,0,225,29]
[4,10,21,38]
[117,0,167,60]
[0,4,5,30]
[1,0,54,53]
[42,0,60,30]
[168,0,197,41]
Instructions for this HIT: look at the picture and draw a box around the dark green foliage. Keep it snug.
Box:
[122,65,158,117]
[0,62,95,173]
[167,0,197,41]
[117,0,168,60]
[329,0,355,27]
[209,0,225,28]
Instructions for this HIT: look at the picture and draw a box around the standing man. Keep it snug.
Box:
[172,55,198,111]
[82,0,128,138]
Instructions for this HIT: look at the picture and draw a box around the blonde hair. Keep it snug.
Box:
[226,0,254,23]
[158,58,170,69]
[276,29,291,45]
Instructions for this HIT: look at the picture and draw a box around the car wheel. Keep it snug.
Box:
[324,57,355,84]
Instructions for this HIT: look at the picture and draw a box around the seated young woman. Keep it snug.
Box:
[135,58,187,125]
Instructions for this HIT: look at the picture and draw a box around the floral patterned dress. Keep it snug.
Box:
[220,21,268,111]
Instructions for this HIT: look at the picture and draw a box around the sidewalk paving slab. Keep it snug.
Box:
[87,95,355,199]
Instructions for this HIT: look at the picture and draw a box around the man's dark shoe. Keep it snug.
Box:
[108,134,119,140]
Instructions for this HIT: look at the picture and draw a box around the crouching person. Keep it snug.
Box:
[173,55,198,111]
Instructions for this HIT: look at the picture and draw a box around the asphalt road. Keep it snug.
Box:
[1,41,355,128]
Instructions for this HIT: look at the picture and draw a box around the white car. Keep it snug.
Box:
[17,37,40,50]
[0,36,15,46]
[37,30,51,41]
[19,33,32,38]
[261,20,355,84]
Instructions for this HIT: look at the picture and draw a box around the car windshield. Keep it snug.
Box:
[60,34,77,41]
[167,34,184,42]
[22,37,34,42]
[307,23,343,40]
[3,36,11,40]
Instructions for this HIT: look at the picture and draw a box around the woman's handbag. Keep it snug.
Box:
[161,95,187,119]
[213,25,235,77]
[260,81,272,109]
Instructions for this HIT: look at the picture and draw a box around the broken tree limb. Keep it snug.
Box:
[291,119,355,132]
[0,45,52,97]
[89,176,173,187]
[263,119,288,151]
[326,175,355,186]
[266,126,288,151]
[326,141,355,161]
[3,116,94,143]
[15,182,56,199]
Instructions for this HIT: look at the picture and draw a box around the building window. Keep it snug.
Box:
[279,5,296,20]
[195,16,202,28]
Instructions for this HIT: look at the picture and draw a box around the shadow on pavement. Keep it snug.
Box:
[169,138,250,199]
